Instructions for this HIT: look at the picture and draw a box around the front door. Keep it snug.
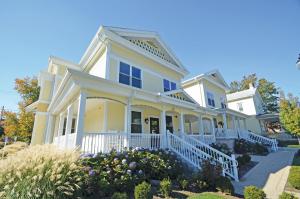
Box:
[150,117,160,134]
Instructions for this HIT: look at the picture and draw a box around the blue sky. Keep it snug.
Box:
[1,0,300,111]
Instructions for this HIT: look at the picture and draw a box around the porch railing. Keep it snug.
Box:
[239,130,278,151]
[168,132,239,181]
[215,128,239,139]
[188,134,216,145]
[81,133,164,154]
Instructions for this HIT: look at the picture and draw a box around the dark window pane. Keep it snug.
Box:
[163,79,169,88]
[208,98,212,106]
[62,118,67,135]
[119,74,130,85]
[212,100,215,107]
[71,118,76,133]
[120,62,130,75]
[171,82,176,90]
[132,67,141,78]
[131,124,142,133]
[132,78,141,88]
[131,111,141,124]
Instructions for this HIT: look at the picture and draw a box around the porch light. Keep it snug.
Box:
[144,118,149,124]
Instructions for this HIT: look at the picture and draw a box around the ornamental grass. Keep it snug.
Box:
[0,144,85,199]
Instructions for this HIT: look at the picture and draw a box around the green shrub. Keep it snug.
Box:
[134,181,152,199]
[215,176,234,195]
[234,139,268,155]
[237,154,251,167]
[278,140,299,147]
[111,192,129,199]
[0,145,84,199]
[279,192,299,199]
[200,160,223,187]
[244,186,266,199]
[160,178,172,197]
[288,166,300,189]
[80,148,184,196]
[179,179,189,190]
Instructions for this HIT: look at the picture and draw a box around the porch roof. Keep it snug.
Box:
[213,107,248,118]
[48,68,218,116]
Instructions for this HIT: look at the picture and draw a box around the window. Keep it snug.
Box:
[62,118,67,135]
[131,111,142,133]
[71,118,76,133]
[220,97,226,109]
[163,79,176,92]
[119,62,142,88]
[207,92,215,107]
[237,102,243,112]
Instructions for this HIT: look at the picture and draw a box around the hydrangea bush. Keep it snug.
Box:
[80,147,184,197]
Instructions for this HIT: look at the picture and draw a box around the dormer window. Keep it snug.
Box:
[119,62,142,88]
[163,79,176,92]
[207,92,215,107]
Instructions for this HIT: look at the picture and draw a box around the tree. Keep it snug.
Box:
[3,77,39,142]
[229,74,279,113]
[15,77,39,106]
[279,93,300,143]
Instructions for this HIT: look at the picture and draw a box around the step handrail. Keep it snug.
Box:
[168,132,239,181]
[239,130,278,151]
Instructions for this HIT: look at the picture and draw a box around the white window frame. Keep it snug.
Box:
[207,91,215,107]
[237,102,244,112]
[163,79,177,92]
[119,62,143,89]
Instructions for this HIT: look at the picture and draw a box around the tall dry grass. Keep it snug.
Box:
[0,144,85,199]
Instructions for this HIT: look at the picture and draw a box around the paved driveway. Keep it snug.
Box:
[232,148,297,199]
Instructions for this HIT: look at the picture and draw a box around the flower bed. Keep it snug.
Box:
[80,147,185,197]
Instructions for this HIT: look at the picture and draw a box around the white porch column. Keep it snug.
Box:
[222,112,228,129]
[65,104,74,148]
[160,109,167,148]
[198,115,204,140]
[243,119,247,130]
[45,114,54,144]
[103,101,108,132]
[124,102,131,147]
[211,118,216,142]
[237,118,241,129]
[75,91,87,147]
[57,113,65,147]
[231,115,236,130]
[179,112,185,137]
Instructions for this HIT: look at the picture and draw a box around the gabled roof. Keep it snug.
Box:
[79,26,188,76]
[160,89,198,104]
[182,69,230,91]
[226,87,264,104]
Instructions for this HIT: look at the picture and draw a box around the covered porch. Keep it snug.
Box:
[46,69,218,153]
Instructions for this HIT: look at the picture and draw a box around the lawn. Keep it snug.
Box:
[285,150,300,194]
[188,192,237,199]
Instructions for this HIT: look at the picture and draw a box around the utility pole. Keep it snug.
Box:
[0,106,4,121]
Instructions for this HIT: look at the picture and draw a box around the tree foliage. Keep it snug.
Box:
[279,93,300,138]
[229,74,279,113]
[3,77,39,142]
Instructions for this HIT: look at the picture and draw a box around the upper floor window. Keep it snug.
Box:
[119,62,142,88]
[220,97,226,109]
[163,79,176,92]
[207,92,215,107]
[237,102,243,112]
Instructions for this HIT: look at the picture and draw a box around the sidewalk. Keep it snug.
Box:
[232,149,297,199]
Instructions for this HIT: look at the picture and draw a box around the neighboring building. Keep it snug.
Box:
[182,70,249,137]
[227,84,279,135]
[27,26,278,181]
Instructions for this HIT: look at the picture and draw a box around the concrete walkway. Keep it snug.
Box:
[232,149,297,199]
